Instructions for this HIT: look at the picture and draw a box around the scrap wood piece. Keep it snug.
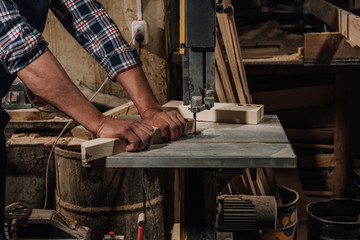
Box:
[71,125,95,140]
[103,101,138,118]
[256,168,272,196]
[71,101,137,140]
[217,12,247,103]
[311,0,360,48]
[228,11,252,103]
[215,67,227,103]
[162,100,264,124]
[245,169,257,195]
[264,168,283,206]
[310,0,339,30]
[81,138,127,163]
[81,118,195,162]
[6,108,42,121]
[304,32,360,65]
[215,33,237,103]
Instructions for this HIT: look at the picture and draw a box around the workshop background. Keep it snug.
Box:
[3,0,360,239]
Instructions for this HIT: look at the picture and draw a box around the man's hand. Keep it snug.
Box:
[95,117,154,152]
[116,67,185,141]
[141,109,186,141]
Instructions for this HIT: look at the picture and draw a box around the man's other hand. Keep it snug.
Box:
[95,117,154,152]
[141,109,186,141]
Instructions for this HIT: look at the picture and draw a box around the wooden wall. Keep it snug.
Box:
[43,0,169,105]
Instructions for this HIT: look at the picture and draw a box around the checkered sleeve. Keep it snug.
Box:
[0,0,48,74]
[50,0,142,82]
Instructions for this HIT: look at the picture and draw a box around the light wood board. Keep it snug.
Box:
[162,100,264,124]
[81,118,195,162]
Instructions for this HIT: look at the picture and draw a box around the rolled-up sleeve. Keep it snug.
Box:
[50,0,141,82]
[0,0,48,74]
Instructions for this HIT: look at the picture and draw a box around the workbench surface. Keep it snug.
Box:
[106,115,296,168]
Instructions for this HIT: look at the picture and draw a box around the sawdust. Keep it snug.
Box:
[7,133,71,147]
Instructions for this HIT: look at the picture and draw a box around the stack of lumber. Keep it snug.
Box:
[215,1,251,104]
[214,0,283,205]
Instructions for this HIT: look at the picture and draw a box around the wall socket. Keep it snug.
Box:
[131,20,148,46]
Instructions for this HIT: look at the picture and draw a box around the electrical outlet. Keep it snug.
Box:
[131,20,148,45]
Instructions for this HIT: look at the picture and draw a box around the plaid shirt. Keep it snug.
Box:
[0,0,141,82]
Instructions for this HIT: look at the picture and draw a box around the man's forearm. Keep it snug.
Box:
[17,48,104,134]
[116,67,162,118]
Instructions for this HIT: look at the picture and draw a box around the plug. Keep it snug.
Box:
[135,34,145,45]
[131,20,148,45]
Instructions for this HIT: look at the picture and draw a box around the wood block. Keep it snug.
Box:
[81,138,127,162]
[103,101,138,118]
[71,102,137,140]
[6,109,42,121]
[162,100,264,124]
[81,118,195,162]
[256,168,272,196]
[304,32,360,65]
[310,0,339,30]
[71,125,94,140]
[217,12,247,103]
[264,168,283,206]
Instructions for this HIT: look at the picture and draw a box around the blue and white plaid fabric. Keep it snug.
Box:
[0,0,141,81]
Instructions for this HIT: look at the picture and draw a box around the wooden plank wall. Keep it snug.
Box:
[43,0,169,104]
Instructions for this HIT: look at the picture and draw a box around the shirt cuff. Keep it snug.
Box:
[1,36,48,74]
[106,48,142,82]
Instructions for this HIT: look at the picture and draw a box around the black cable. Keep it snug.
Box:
[138,168,159,240]
[135,33,145,57]
[138,43,142,57]
[24,86,60,113]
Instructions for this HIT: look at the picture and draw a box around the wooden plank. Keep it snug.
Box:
[256,168,272,196]
[215,67,227,103]
[264,169,283,206]
[71,102,137,140]
[81,118,195,162]
[229,175,249,195]
[102,101,138,118]
[252,84,335,112]
[245,169,257,195]
[71,125,95,140]
[311,0,360,48]
[217,12,247,103]
[81,137,127,162]
[162,100,264,124]
[215,33,237,103]
[346,11,360,47]
[304,32,360,65]
[310,0,339,30]
[228,12,252,103]
[6,109,42,121]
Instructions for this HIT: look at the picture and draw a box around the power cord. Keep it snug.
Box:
[138,168,159,240]
[43,78,110,209]
[135,33,145,57]
[24,86,60,113]
[134,36,159,240]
